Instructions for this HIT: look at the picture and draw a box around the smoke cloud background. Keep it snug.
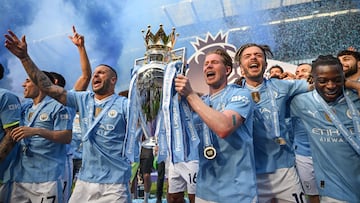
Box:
[1,0,360,97]
[0,0,180,96]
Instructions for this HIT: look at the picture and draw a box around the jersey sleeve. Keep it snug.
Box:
[224,87,253,121]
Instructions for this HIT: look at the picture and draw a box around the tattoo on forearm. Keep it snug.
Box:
[0,136,16,162]
[22,57,52,88]
[232,115,236,126]
[53,87,67,101]
[21,56,67,102]
[38,73,53,88]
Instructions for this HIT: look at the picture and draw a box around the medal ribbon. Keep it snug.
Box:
[163,61,187,163]
[124,68,142,161]
[180,98,200,161]
[202,86,230,151]
[171,94,185,163]
[202,96,214,149]
[265,81,281,139]
[83,94,117,141]
[155,111,168,162]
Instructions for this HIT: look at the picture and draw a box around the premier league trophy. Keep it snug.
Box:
[126,25,185,161]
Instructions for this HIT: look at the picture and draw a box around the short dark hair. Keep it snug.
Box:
[337,50,360,61]
[269,65,284,73]
[98,64,118,79]
[49,72,66,88]
[311,55,343,76]
[297,63,311,67]
[0,63,4,80]
[42,71,56,84]
[235,43,273,64]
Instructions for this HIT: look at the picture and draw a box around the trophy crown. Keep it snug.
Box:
[135,25,184,66]
[142,24,178,51]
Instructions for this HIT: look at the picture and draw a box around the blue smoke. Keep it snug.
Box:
[1,0,359,96]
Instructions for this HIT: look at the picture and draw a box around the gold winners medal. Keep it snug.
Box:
[28,112,34,121]
[274,137,286,145]
[94,107,103,117]
[251,92,260,103]
[204,146,216,160]
[324,113,332,122]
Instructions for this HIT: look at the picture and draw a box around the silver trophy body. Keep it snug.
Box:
[135,63,165,148]
[134,25,185,148]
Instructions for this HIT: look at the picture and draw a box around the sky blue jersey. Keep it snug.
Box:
[0,88,21,183]
[291,90,360,201]
[194,84,258,202]
[66,91,131,184]
[13,96,73,183]
[69,113,83,159]
[292,117,312,156]
[242,78,308,174]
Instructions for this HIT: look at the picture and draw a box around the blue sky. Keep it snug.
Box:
[1,0,183,96]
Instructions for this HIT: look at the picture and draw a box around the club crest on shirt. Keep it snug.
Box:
[346,108,359,119]
[108,109,118,118]
[39,113,49,121]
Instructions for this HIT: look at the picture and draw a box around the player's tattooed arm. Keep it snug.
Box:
[20,57,68,104]
[4,30,68,105]
[0,124,18,162]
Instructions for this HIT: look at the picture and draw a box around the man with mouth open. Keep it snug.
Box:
[235,43,311,203]
[175,48,258,202]
[290,55,360,202]
[5,30,132,202]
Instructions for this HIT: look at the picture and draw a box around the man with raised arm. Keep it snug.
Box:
[5,30,131,202]
[50,26,92,202]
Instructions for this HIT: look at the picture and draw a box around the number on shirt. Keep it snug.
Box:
[292,192,305,203]
[188,172,197,184]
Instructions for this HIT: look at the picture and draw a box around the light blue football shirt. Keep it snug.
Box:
[194,84,258,202]
[242,78,308,174]
[292,117,312,156]
[13,96,72,182]
[69,113,83,159]
[66,91,131,184]
[0,88,21,183]
[291,90,360,201]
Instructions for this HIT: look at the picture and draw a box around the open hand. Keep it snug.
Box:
[4,30,29,60]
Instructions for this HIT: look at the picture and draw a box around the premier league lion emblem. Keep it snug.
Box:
[186,32,239,95]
